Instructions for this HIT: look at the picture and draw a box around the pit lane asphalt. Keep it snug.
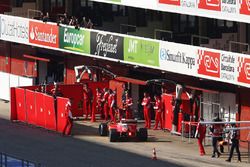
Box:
[0,100,248,167]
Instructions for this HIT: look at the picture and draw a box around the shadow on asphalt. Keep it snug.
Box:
[0,118,185,167]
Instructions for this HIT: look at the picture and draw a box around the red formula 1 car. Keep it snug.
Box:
[98,119,148,142]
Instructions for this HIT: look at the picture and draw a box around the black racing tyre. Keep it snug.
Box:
[109,129,118,142]
[99,123,108,136]
[137,128,148,141]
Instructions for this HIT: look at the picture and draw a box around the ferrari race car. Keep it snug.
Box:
[98,119,148,142]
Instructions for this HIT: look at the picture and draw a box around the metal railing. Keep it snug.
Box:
[191,34,210,46]
[27,9,42,19]
[120,24,137,34]
[154,29,173,41]
[229,41,250,53]
[0,152,43,167]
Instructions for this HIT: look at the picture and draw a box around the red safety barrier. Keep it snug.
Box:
[59,84,84,117]
[10,87,17,121]
[21,85,39,91]
[35,92,46,128]
[44,94,57,131]
[57,97,68,133]
[162,94,173,131]
[15,88,26,122]
[26,90,36,125]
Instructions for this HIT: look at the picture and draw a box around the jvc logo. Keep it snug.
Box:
[128,40,138,53]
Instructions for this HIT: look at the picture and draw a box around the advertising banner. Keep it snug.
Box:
[29,21,59,48]
[240,0,250,15]
[159,0,180,6]
[159,42,197,76]
[197,49,221,78]
[198,0,221,11]
[237,56,250,85]
[59,26,90,54]
[124,37,159,67]
[0,15,29,44]
[220,52,237,83]
[90,31,124,60]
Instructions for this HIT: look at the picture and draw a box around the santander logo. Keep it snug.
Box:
[29,21,59,48]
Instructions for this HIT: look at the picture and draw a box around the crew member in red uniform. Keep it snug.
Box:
[124,92,133,119]
[141,92,151,129]
[95,88,104,120]
[83,83,93,120]
[102,88,110,120]
[195,118,206,156]
[108,90,117,123]
[63,98,73,136]
[153,95,163,130]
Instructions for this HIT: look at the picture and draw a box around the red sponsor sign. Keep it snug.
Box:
[198,0,221,11]
[159,0,180,6]
[197,49,220,78]
[238,57,250,84]
[29,21,59,48]
[240,0,250,15]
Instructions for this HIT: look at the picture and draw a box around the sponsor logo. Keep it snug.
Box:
[29,21,59,48]
[220,53,235,81]
[159,0,181,6]
[90,32,123,60]
[160,48,195,69]
[198,0,221,11]
[59,27,90,53]
[94,33,118,56]
[238,57,250,84]
[221,0,237,14]
[197,49,220,78]
[124,37,159,66]
[240,0,250,15]
[0,16,28,41]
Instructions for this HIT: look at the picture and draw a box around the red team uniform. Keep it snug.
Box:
[63,100,73,135]
[153,97,163,130]
[141,94,151,128]
[108,92,116,123]
[196,122,206,155]
[83,88,93,120]
[103,90,110,120]
[125,97,133,119]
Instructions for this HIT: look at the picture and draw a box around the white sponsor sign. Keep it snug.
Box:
[0,15,29,44]
[220,52,237,83]
[159,42,197,76]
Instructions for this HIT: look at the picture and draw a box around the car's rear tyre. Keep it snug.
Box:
[109,129,118,142]
[99,123,108,136]
[138,128,148,141]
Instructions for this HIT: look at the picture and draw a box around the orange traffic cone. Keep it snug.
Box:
[152,148,157,160]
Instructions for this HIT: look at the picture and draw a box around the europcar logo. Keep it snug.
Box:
[238,56,250,84]
[198,0,221,11]
[197,49,220,78]
[240,0,250,15]
[159,0,181,6]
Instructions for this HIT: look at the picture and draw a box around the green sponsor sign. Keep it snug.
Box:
[124,37,159,67]
[59,27,90,54]
[109,0,121,2]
